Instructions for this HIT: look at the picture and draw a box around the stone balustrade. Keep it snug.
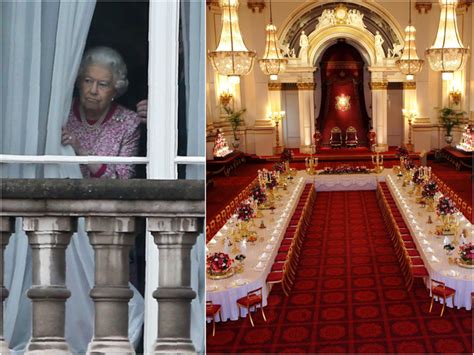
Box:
[0,178,204,354]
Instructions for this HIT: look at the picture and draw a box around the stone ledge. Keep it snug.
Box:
[1,179,204,201]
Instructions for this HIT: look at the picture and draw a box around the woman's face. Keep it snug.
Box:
[79,64,117,115]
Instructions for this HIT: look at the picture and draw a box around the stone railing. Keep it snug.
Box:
[0,178,205,354]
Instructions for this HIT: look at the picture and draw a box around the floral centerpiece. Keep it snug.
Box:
[319,165,370,175]
[280,148,294,176]
[412,168,424,185]
[396,146,409,159]
[436,196,457,216]
[206,252,234,278]
[422,180,438,211]
[280,148,293,162]
[237,202,254,222]
[458,243,474,266]
[422,180,438,198]
[265,173,278,189]
[273,162,285,173]
[251,185,267,205]
[436,196,458,235]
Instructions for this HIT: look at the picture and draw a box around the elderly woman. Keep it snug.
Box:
[61,46,141,178]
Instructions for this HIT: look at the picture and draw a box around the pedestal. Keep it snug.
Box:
[148,217,202,353]
[23,217,74,354]
[85,217,136,354]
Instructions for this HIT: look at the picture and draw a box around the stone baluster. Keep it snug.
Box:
[0,217,13,354]
[148,217,202,353]
[23,217,75,354]
[85,217,136,354]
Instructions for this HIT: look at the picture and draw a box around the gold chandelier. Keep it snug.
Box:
[396,0,424,81]
[425,0,470,80]
[258,0,287,80]
[208,0,256,84]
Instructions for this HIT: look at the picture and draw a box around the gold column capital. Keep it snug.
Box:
[370,81,388,90]
[268,83,283,91]
[297,82,316,90]
[403,82,417,90]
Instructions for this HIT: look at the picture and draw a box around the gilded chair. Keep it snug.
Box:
[329,127,342,148]
[429,279,456,317]
[236,287,267,327]
[345,126,358,148]
[206,301,222,336]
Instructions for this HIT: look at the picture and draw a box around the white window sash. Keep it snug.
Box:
[0,154,204,165]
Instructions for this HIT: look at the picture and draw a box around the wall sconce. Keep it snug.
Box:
[449,89,461,106]
[219,91,233,107]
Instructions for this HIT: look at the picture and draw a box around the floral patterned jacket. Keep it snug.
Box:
[65,100,141,179]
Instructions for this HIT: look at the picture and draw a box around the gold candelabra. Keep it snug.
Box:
[269,111,285,155]
[402,108,417,152]
[371,151,384,174]
[305,155,318,175]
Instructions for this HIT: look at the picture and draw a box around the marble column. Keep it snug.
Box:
[85,217,136,354]
[297,82,316,153]
[23,217,75,354]
[403,81,417,151]
[0,217,13,354]
[370,81,389,151]
[148,217,202,353]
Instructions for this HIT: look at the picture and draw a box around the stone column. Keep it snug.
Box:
[85,217,136,354]
[0,217,13,354]
[297,82,316,153]
[370,81,389,151]
[23,217,75,354]
[148,217,202,353]
[403,81,417,151]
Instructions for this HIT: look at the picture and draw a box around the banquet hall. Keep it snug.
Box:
[205,0,473,353]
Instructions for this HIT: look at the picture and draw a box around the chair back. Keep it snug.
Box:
[345,126,358,146]
[330,127,342,146]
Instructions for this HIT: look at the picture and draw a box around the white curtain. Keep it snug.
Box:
[1,2,144,353]
[180,1,205,352]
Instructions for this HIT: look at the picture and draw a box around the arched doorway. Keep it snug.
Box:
[317,40,371,147]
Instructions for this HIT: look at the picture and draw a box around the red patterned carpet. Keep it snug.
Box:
[206,191,473,353]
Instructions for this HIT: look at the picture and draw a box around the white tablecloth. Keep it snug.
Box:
[206,176,306,321]
[386,174,474,310]
[308,171,387,191]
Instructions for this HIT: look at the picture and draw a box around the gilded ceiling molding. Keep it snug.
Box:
[297,82,316,90]
[403,82,417,90]
[457,0,471,12]
[206,0,220,12]
[369,81,388,90]
[415,2,432,14]
[268,83,283,91]
[247,0,265,13]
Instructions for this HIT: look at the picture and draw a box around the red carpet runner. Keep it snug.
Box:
[206,191,473,353]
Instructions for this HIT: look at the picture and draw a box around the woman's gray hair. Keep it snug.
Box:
[77,46,129,97]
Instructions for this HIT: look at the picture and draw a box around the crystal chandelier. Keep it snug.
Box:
[396,0,424,81]
[208,0,256,84]
[258,0,287,80]
[425,0,470,80]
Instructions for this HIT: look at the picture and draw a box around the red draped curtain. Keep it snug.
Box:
[316,41,370,146]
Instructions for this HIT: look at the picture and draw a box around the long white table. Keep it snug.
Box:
[386,173,474,310]
[310,171,386,191]
[206,176,306,321]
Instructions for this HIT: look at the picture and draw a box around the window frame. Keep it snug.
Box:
[0,1,204,352]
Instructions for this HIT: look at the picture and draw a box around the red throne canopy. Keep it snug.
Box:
[316,41,370,147]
